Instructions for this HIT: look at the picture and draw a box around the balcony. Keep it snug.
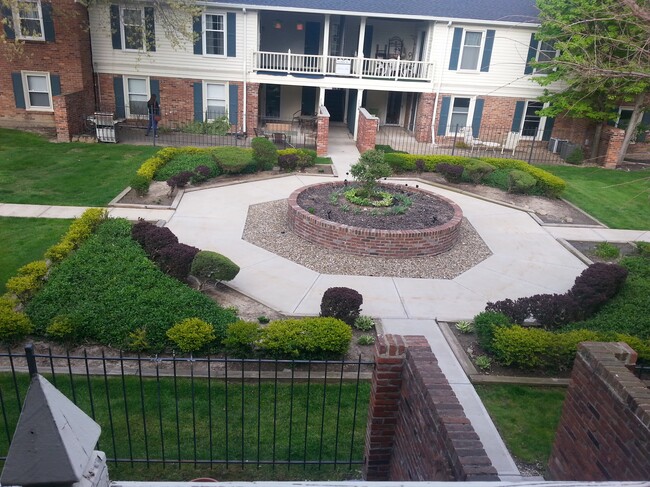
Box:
[253,51,435,83]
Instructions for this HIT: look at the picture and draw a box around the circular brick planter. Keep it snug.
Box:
[287,182,463,258]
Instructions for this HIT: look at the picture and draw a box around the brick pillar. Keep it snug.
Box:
[356,108,379,154]
[316,107,330,157]
[599,126,626,168]
[414,92,435,143]
[548,341,650,480]
[53,95,72,142]
[246,82,260,134]
[363,334,406,481]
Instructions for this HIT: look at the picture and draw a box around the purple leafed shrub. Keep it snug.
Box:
[569,262,628,317]
[320,287,363,325]
[485,297,530,324]
[167,171,194,190]
[191,165,213,184]
[277,154,299,172]
[526,293,581,328]
[158,243,200,281]
[132,222,179,261]
[436,163,464,183]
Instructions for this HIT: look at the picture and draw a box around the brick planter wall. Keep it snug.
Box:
[548,342,650,480]
[287,182,463,258]
[357,108,379,153]
[364,335,498,481]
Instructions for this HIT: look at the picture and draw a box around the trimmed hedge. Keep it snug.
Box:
[44,208,107,263]
[320,287,363,325]
[0,296,33,344]
[166,317,216,353]
[260,317,352,359]
[190,250,240,284]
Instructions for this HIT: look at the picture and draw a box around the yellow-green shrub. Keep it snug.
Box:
[166,317,216,353]
[44,209,107,263]
[481,157,566,197]
[6,260,49,302]
[0,297,33,343]
[223,320,261,355]
[46,315,79,343]
[260,317,352,359]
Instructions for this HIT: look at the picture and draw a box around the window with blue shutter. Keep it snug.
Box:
[1,5,15,39]
[50,74,61,96]
[471,99,484,137]
[448,28,463,70]
[511,101,525,132]
[193,16,202,55]
[480,30,494,72]
[113,76,125,118]
[193,83,203,121]
[437,97,451,136]
[227,12,236,57]
[110,5,121,49]
[12,73,26,109]
[229,84,238,125]
[542,117,555,141]
[149,79,160,106]
[524,33,537,74]
[42,2,54,41]
[144,7,155,51]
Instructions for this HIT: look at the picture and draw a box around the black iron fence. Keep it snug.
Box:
[376,124,582,165]
[0,346,372,472]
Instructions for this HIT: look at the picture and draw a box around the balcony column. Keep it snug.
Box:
[357,17,367,78]
[322,15,330,74]
[353,88,364,141]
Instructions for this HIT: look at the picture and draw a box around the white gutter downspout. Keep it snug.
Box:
[242,7,247,134]
[431,20,453,145]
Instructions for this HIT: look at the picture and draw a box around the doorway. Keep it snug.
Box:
[325,89,346,123]
[386,92,402,125]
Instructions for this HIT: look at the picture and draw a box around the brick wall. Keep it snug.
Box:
[53,91,93,142]
[316,107,330,157]
[246,82,260,133]
[0,0,94,132]
[598,126,626,168]
[414,92,435,142]
[364,335,498,481]
[287,182,463,258]
[356,108,378,153]
[548,341,650,480]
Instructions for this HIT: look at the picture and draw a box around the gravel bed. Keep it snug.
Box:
[243,199,492,279]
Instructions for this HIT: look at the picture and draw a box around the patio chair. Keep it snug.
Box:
[501,131,521,155]
[461,127,501,153]
[272,132,287,148]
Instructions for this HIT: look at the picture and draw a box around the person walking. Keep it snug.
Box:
[145,94,160,137]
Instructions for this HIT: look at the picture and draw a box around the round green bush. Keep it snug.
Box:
[508,169,537,194]
[251,137,278,171]
[464,160,495,184]
[46,315,79,343]
[191,250,240,284]
[473,311,512,352]
[260,317,352,359]
[130,174,151,195]
[223,320,262,355]
[166,317,216,353]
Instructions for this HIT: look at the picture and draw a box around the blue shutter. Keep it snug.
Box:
[542,117,555,141]
[471,99,484,137]
[2,5,15,39]
[42,2,55,41]
[511,101,525,132]
[144,7,155,51]
[193,82,203,121]
[229,84,238,125]
[480,30,495,72]
[638,112,650,142]
[149,79,160,106]
[227,12,236,57]
[113,76,125,118]
[50,74,61,96]
[12,73,25,109]
[193,15,202,55]
[110,5,121,50]
[524,33,537,74]
[437,96,451,136]
[448,28,463,70]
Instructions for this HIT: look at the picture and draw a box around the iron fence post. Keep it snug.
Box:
[528,132,536,163]
[25,344,38,377]
[451,125,458,156]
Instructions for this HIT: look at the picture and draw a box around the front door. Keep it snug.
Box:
[326,89,346,123]
[386,92,402,125]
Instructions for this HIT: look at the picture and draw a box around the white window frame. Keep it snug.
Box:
[203,81,228,121]
[202,12,226,57]
[123,76,149,119]
[458,29,485,72]
[120,6,145,51]
[22,71,52,111]
[518,100,548,140]
[14,0,44,40]
[446,96,475,135]
[533,40,559,74]
[615,106,634,129]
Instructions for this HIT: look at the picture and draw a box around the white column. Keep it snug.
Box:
[322,14,330,74]
[357,17,366,78]
[353,88,364,141]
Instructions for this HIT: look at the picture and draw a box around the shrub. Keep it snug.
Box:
[383,153,469,173]
[191,165,215,184]
[223,321,262,355]
[464,160,495,184]
[473,311,512,352]
[157,243,200,281]
[46,315,79,343]
[594,242,620,259]
[181,116,231,135]
[353,315,375,331]
[455,320,474,334]
[251,137,278,171]
[257,316,270,324]
[277,153,299,172]
[154,152,218,181]
[190,250,240,286]
[485,298,530,324]
[508,169,537,193]
[481,157,566,197]
[436,163,464,183]
[260,317,352,359]
[130,174,151,195]
[132,223,178,261]
[636,241,650,257]
[350,150,392,196]
[320,287,363,325]
[0,298,33,343]
[44,208,107,263]
[167,317,216,353]
[527,293,581,329]
[415,159,426,174]
[278,148,316,168]
[167,171,194,191]
[357,335,376,346]
[569,262,628,317]
[126,327,149,352]
[565,147,584,165]
[6,260,49,302]
[475,355,492,371]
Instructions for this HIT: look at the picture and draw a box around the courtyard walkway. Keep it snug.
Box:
[2,125,649,480]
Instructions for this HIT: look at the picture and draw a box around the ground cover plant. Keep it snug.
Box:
[538,164,650,229]
[0,371,370,481]
[475,384,566,465]
[25,218,237,351]
[0,217,71,294]
[0,128,158,205]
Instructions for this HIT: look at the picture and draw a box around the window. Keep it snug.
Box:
[125,77,148,117]
[449,97,471,132]
[23,72,51,109]
[615,107,634,129]
[121,7,144,50]
[521,101,544,137]
[534,40,557,74]
[203,13,225,55]
[15,0,44,39]
[460,31,483,70]
[265,84,280,119]
[205,82,226,119]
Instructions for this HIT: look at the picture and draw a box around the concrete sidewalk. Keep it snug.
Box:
[0,202,175,222]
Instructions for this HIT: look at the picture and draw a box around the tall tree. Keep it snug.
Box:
[534,0,650,164]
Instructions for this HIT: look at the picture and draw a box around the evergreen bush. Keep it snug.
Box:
[320,287,363,325]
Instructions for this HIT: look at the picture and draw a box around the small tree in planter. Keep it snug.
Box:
[190,250,240,290]
[347,150,393,205]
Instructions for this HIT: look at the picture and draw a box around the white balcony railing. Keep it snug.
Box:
[253,51,434,82]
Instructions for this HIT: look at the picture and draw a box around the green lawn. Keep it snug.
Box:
[0,217,71,294]
[538,164,650,229]
[0,128,158,206]
[475,384,566,465]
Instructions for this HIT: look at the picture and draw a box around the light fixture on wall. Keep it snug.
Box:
[296,22,304,31]
[273,19,282,29]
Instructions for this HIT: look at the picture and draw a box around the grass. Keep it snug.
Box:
[0,217,71,294]
[537,164,650,229]
[0,372,369,481]
[0,128,158,206]
[475,384,566,465]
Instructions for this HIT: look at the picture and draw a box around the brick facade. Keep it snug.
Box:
[356,108,379,153]
[414,92,435,142]
[364,335,498,481]
[598,126,626,168]
[316,107,330,156]
[53,91,91,142]
[0,0,95,133]
[287,182,463,258]
[548,342,650,480]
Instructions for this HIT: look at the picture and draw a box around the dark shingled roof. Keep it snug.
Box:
[207,0,540,24]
